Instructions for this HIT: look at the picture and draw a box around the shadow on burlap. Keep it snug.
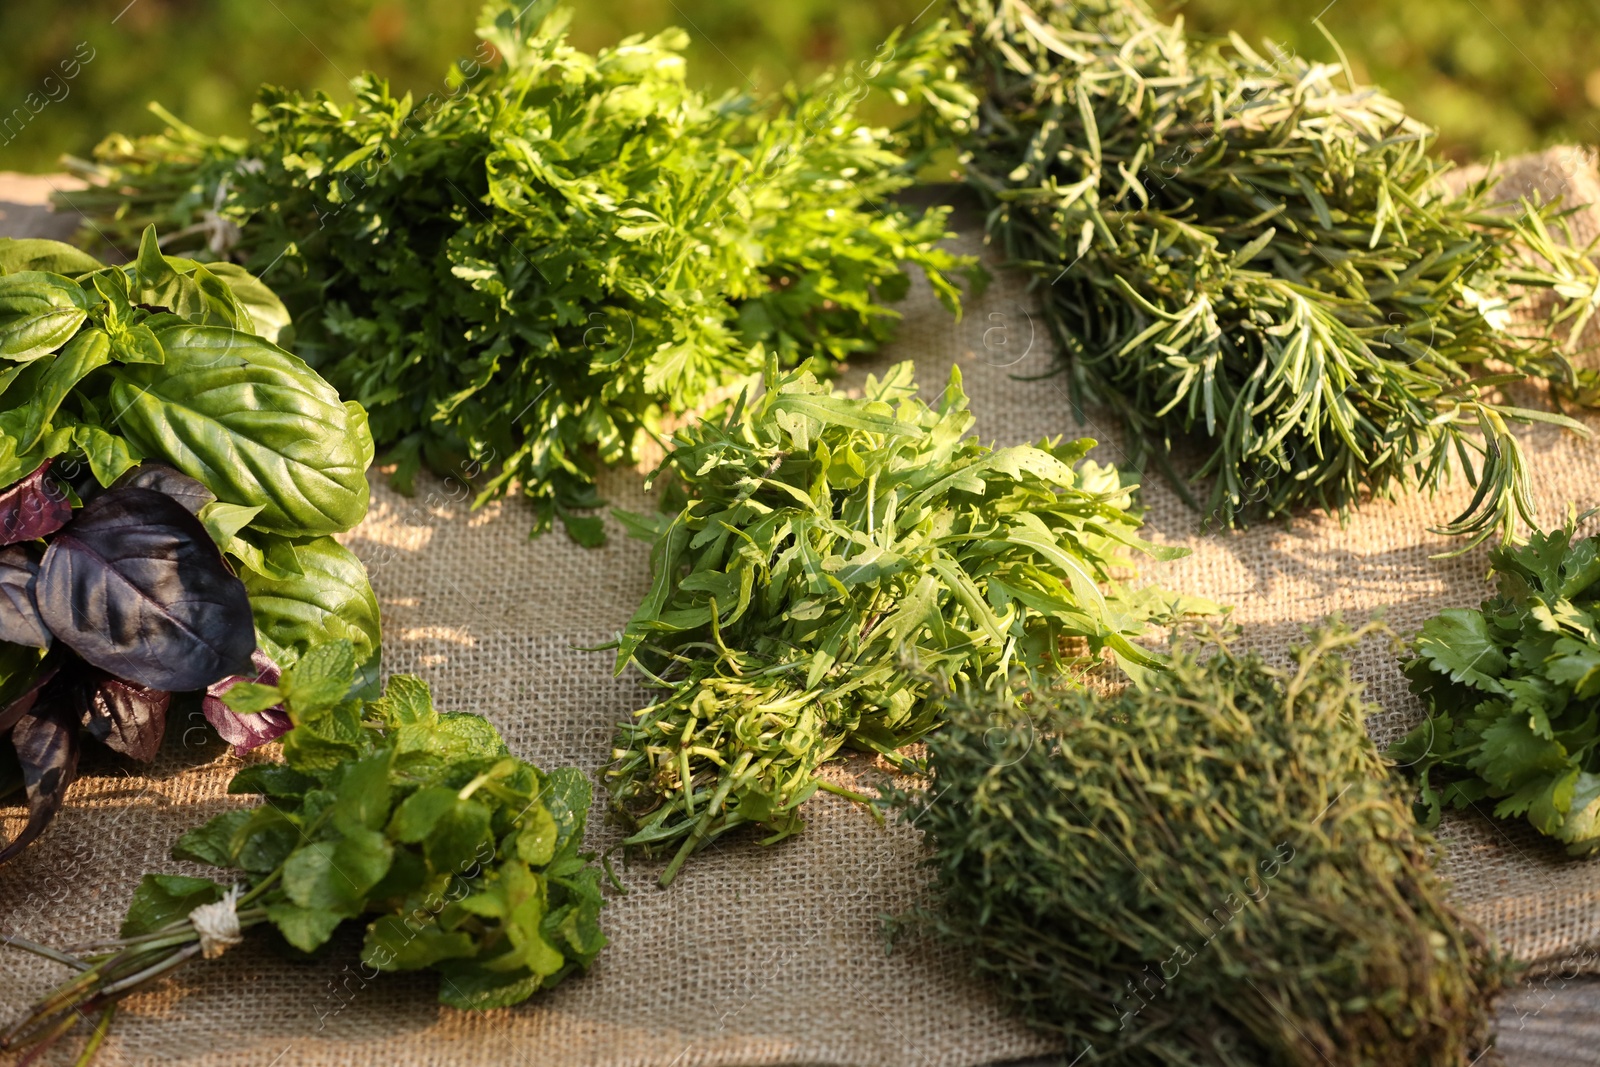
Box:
[6,152,1600,1064]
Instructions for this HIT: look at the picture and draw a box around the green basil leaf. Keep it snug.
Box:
[0,271,90,362]
[0,239,104,278]
[71,424,142,486]
[201,262,293,345]
[111,322,166,365]
[109,324,370,535]
[241,535,380,672]
[20,327,111,452]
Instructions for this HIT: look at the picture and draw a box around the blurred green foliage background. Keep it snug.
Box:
[1,0,1596,173]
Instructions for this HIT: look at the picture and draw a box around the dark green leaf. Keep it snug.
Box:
[121,874,224,938]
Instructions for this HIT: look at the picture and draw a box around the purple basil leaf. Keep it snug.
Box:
[204,648,289,754]
[114,463,217,517]
[0,459,72,545]
[0,665,57,735]
[0,545,49,648]
[36,486,254,692]
[0,681,80,866]
[76,670,171,763]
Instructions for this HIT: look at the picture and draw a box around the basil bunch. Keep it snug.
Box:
[3,641,607,1064]
[609,358,1213,885]
[0,233,378,866]
[67,1,980,542]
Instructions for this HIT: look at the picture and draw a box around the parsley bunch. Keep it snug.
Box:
[944,0,1599,551]
[1394,518,1600,853]
[890,626,1507,1066]
[608,358,1212,885]
[66,1,979,542]
[2,641,607,1063]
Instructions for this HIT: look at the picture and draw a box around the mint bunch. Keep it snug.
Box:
[3,641,607,1063]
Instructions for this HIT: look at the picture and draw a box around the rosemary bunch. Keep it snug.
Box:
[608,357,1213,885]
[948,0,1600,550]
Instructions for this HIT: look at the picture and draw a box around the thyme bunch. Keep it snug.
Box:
[890,625,1508,1065]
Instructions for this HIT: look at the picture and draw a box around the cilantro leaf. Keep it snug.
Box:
[1395,516,1600,853]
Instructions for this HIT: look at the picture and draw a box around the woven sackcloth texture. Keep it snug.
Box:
[4,151,1600,1065]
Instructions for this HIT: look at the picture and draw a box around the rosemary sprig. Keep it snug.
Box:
[947,0,1600,552]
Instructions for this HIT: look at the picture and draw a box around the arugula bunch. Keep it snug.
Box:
[1394,518,1600,853]
[0,233,378,866]
[2,641,607,1064]
[609,358,1212,885]
[66,1,979,542]
[943,0,1599,551]
[889,625,1506,1066]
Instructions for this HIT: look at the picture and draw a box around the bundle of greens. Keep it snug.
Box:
[1393,517,1600,853]
[64,1,980,542]
[608,358,1211,885]
[944,0,1600,550]
[2,641,607,1065]
[0,233,378,866]
[887,625,1507,1066]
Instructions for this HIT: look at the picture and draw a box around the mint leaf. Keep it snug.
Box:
[121,874,225,938]
[172,809,251,868]
[267,902,347,953]
[280,639,357,714]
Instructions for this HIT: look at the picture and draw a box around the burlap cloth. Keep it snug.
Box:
[5,151,1600,1065]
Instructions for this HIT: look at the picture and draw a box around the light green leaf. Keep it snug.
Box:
[110,324,370,536]
[0,271,89,362]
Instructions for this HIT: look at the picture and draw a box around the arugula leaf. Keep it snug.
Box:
[609,358,1213,883]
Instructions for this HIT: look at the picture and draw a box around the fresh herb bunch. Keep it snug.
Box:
[608,357,1212,886]
[888,625,1507,1066]
[1393,516,1600,853]
[2,640,607,1064]
[0,234,377,866]
[944,0,1600,551]
[65,1,980,543]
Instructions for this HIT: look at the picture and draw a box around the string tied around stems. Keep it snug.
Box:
[189,886,243,960]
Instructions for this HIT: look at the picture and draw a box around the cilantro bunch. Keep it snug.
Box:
[2,641,607,1064]
[66,1,979,542]
[1394,518,1600,853]
[943,0,1599,551]
[890,626,1507,1066]
[608,358,1212,885]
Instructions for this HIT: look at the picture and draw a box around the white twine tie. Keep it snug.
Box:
[189,885,244,960]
